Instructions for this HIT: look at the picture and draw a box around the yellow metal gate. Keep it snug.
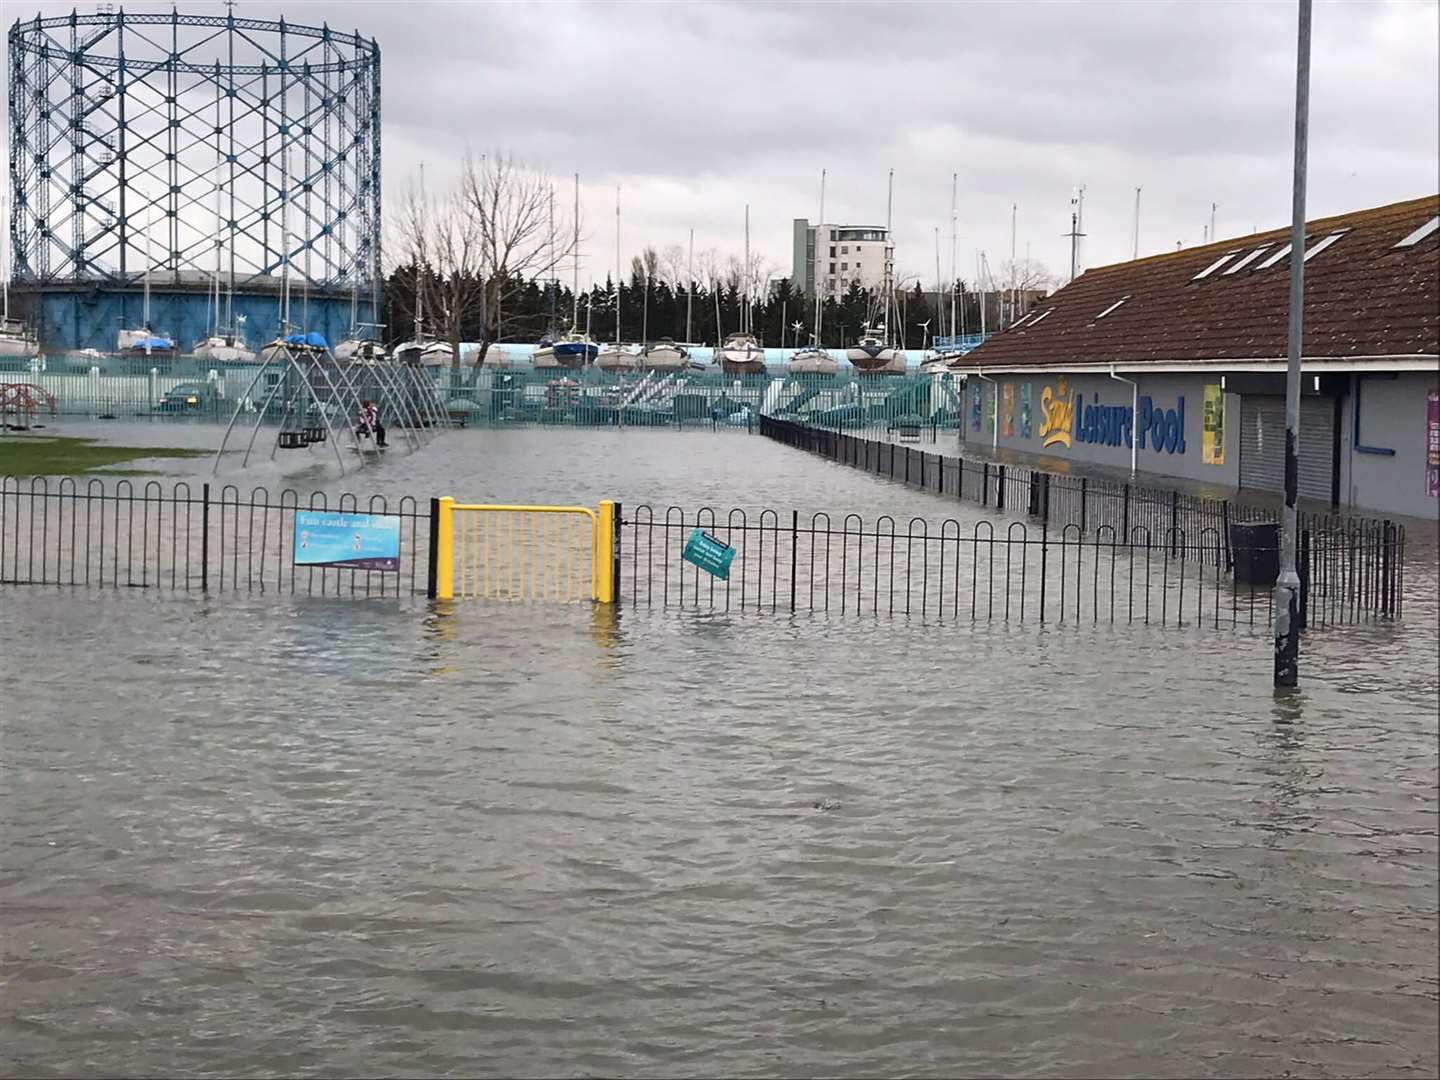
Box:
[433,498,615,603]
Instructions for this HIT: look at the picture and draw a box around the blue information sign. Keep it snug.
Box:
[682,528,736,580]
[294,510,401,571]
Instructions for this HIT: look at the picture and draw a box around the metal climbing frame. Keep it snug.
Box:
[7,10,381,296]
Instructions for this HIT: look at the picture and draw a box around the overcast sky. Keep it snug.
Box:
[9,0,1440,290]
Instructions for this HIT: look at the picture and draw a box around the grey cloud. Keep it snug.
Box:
[8,0,1436,291]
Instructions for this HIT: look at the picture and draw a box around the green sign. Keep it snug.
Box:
[683,528,735,580]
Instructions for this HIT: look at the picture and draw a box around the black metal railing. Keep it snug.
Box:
[0,476,429,597]
[615,506,1402,629]
[759,415,1406,621]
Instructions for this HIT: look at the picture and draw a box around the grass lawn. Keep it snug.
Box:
[0,436,211,477]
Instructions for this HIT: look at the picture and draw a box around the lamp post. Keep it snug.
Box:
[1275,0,1311,690]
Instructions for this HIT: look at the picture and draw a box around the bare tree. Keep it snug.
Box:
[998,258,1056,315]
[465,152,578,366]
[656,243,687,288]
[388,166,486,370]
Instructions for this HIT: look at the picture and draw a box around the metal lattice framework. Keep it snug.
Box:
[7,8,381,292]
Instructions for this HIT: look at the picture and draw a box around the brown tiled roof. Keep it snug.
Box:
[968,194,1439,369]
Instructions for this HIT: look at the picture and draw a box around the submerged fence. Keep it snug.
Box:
[614,506,1401,629]
[0,477,428,597]
[759,415,1406,621]
[1,472,1408,631]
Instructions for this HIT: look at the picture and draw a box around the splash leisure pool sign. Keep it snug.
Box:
[1038,377,1187,455]
[294,511,401,571]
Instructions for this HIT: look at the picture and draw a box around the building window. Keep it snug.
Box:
[829,262,836,274]
[829,245,836,257]
[841,262,848,271]
[841,246,848,254]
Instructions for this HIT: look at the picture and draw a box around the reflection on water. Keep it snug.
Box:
[2,586,1436,1079]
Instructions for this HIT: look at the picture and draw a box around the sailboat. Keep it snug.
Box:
[789,171,837,376]
[596,186,640,373]
[845,169,904,375]
[194,130,254,361]
[545,175,598,370]
[193,243,256,362]
[532,185,564,368]
[117,204,177,357]
[641,338,689,370]
[0,193,39,358]
[717,205,766,376]
[644,227,694,371]
[333,263,386,364]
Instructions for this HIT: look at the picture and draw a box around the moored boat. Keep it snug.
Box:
[718,331,766,375]
[0,315,40,358]
[846,324,904,374]
[641,337,690,371]
[788,344,837,375]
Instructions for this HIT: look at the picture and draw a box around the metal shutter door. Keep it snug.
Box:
[1297,397,1335,502]
[1240,396,1285,492]
[1238,395,1334,501]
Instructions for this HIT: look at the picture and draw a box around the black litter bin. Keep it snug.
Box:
[1229,521,1279,586]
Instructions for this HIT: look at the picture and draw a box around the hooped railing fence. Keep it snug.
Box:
[0,471,1409,631]
[757,415,1406,623]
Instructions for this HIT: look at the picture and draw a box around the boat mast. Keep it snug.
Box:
[547,184,556,329]
[143,202,153,330]
[1009,202,1017,329]
[884,168,894,346]
[614,184,622,346]
[572,173,580,331]
[814,170,825,347]
[950,173,958,340]
[685,228,694,343]
[1,193,8,321]
[977,251,987,337]
[743,204,751,337]
[413,162,423,342]
[934,227,943,346]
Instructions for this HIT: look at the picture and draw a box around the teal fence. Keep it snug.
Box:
[1,357,958,431]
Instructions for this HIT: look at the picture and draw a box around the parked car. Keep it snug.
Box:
[156,382,214,412]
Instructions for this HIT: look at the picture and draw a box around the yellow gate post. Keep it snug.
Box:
[595,500,616,603]
[435,496,455,600]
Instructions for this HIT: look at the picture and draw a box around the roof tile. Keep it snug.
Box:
[970,195,1440,369]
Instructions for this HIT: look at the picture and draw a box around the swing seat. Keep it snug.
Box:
[303,425,327,443]
[278,430,309,449]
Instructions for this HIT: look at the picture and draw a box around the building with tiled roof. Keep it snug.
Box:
[957,195,1439,519]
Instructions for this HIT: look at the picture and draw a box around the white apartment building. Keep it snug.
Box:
[792,219,895,300]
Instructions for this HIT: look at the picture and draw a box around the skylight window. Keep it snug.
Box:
[1094,296,1130,320]
[1191,251,1239,280]
[1010,310,1038,329]
[1027,309,1053,327]
[1222,246,1271,274]
[1393,216,1439,248]
[1254,243,1292,270]
[1302,229,1350,262]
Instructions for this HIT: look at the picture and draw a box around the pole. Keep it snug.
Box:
[1069,210,1079,283]
[572,173,580,329]
[1133,187,1141,260]
[614,185,621,346]
[949,173,958,341]
[686,228,694,344]
[1275,0,1311,690]
[815,169,826,345]
[1009,202,1017,329]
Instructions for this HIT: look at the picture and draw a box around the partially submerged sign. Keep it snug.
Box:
[683,528,735,580]
[294,510,401,571]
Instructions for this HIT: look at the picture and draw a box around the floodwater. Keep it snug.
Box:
[2,425,1437,1078]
